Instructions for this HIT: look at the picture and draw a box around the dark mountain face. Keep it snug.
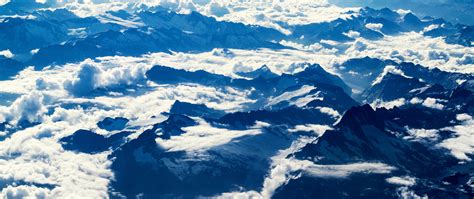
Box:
[108,117,298,198]
[277,104,470,198]
[60,129,130,154]
[361,73,427,102]
[337,56,392,93]
[169,100,226,120]
[154,114,198,139]
[216,106,336,129]
[97,117,129,131]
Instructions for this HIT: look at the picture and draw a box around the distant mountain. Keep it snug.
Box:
[290,7,473,47]
[338,57,473,99]
[137,10,285,41]
[236,65,279,79]
[147,64,357,113]
[0,56,24,80]
[169,100,226,120]
[361,73,426,102]
[0,9,122,55]
[147,63,352,96]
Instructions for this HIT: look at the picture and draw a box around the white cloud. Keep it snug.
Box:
[288,124,332,137]
[456,113,472,121]
[397,187,428,199]
[64,59,149,96]
[0,49,13,58]
[410,97,445,110]
[365,23,383,32]
[405,128,439,141]
[0,185,51,199]
[304,162,395,177]
[305,32,474,74]
[259,160,395,198]
[267,85,320,108]
[315,107,340,118]
[372,65,411,86]
[212,0,358,34]
[63,61,98,96]
[438,116,474,161]
[0,121,113,198]
[218,135,396,198]
[386,176,417,186]
[344,30,361,39]
[370,98,406,109]
[218,191,262,199]
[423,24,440,33]
[156,118,262,152]
[0,0,357,34]
[409,97,423,104]
[421,98,444,110]
[0,91,47,124]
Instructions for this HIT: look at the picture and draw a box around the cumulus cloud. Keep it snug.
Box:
[456,113,472,121]
[327,32,474,74]
[0,91,47,124]
[428,51,450,62]
[0,121,113,198]
[0,0,358,34]
[206,2,229,17]
[64,59,148,96]
[397,187,428,199]
[421,98,444,110]
[410,97,445,110]
[0,49,13,58]
[409,97,423,104]
[405,128,439,141]
[64,61,98,96]
[0,185,51,199]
